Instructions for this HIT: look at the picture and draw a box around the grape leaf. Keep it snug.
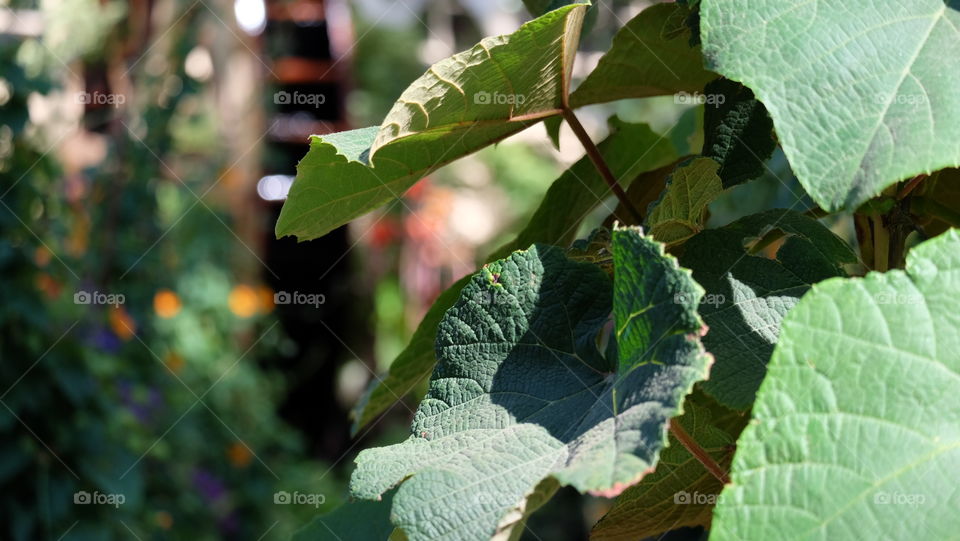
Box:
[591,389,747,541]
[646,157,723,245]
[700,0,960,211]
[350,228,711,541]
[712,229,960,539]
[293,491,395,541]
[350,119,678,434]
[569,3,717,108]
[701,78,776,188]
[678,210,857,410]
[276,4,587,241]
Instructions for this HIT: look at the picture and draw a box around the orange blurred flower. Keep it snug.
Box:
[35,273,62,299]
[34,246,51,267]
[226,441,253,468]
[155,510,173,530]
[256,285,275,314]
[228,285,258,318]
[109,306,136,340]
[154,289,182,318]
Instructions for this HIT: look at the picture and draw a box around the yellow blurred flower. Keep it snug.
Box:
[154,289,182,318]
[228,285,258,318]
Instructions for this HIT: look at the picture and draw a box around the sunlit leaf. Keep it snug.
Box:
[712,230,960,539]
[569,3,716,108]
[276,5,587,240]
[701,0,960,210]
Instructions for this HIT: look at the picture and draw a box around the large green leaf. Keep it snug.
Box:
[293,491,395,541]
[569,3,717,108]
[700,0,960,211]
[350,228,710,541]
[646,157,723,245]
[712,229,960,539]
[591,389,747,541]
[350,119,678,434]
[276,4,586,240]
[679,210,857,410]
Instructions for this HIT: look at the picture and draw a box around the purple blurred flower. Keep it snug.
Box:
[192,468,227,503]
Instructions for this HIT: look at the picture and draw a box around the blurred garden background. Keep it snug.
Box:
[0,0,818,538]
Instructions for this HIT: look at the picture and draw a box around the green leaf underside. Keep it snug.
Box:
[292,491,395,541]
[591,389,748,541]
[646,157,723,245]
[701,78,776,188]
[712,229,960,539]
[351,119,678,434]
[350,229,710,541]
[276,4,586,240]
[679,210,857,410]
[569,3,717,108]
[700,0,960,211]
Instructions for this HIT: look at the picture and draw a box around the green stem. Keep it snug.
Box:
[561,108,644,224]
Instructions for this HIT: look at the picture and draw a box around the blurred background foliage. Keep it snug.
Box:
[0,0,820,539]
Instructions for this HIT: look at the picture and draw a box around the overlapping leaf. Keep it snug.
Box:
[678,210,857,410]
[700,0,960,210]
[712,229,960,539]
[646,157,723,245]
[293,491,395,541]
[276,4,586,240]
[569,3,717,107]
[591,389,747,541]
[701,78,776,188]
[350,228,710,540]
[350,119,679,433]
